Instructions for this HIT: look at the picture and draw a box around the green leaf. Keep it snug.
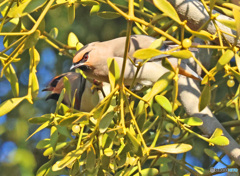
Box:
[86,146,96,172]
[36,158,53,176]
[23,31,40,51]
[162,58,176,73]
[153,0,181,24]
[68,3,75,24]
[90,4,101,15]
[63,76,72,104]
[209,136,229,146]
[126,130,143,157]
[57,126,73,139]
[155,95,172,113]
[199,83,211,112]
[0,96,26,116]
[49,27,58,39]
[55,88,66,114]
[179,117,203,126]
[50,126,58,150]
[3,20,22,48]
[133,48,163,60]
[3,63,19,97]
[151,143,192,154]
[107,58,120,88]
[36,139,50,149]
[99,111,115,133]
[8,0,47,18]
[204,149,220,162]
[97,11,121,19]
[168,50,193,59]
[216,50,234,71]
[133,168,159,176]
[68,32,79,48]
[80,0,99,6]
[28,114,51,124]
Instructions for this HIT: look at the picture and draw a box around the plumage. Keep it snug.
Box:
[70,35,202,86]
[43,72,109,112]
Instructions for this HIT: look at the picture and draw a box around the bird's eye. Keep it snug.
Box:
[83,52,89,61]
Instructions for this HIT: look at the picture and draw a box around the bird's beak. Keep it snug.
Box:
[70,63,90,71]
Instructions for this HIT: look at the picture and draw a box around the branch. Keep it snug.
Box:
[167,0,239,46]
[178,75,240,165]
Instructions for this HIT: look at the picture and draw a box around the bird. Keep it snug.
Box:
[70,35,202,86]
[43,72,110,112]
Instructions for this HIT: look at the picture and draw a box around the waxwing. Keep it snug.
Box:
[43,72,110,112]
[70,35,202,86]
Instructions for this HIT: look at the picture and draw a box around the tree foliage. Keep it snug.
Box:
[1,0,240,175]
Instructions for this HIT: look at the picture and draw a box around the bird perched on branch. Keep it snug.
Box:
[43,72,110,112]
[70,35,202,86]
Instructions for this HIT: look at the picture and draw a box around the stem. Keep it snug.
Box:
[0,0,55,36]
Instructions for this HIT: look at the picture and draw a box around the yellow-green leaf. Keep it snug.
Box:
[144,71,174,101]
[3,63,19,97]
[68,32,79,48]
[63,76,72,104]
[36,159,53,176]
[153,0,181,24]
[133,168,159,176]
[97,11,121,19]
[0,97,26,116]
[235,53,240,72]
[90,4,101,15]
[230,68,240,83]
[43,142,68,156]
[233,8,240,37]
[199,83,211,112]
[68,3,75,24]
[216,50,234,71]
[107,58,120,88]
[209,136,229,146]
[210,128,223,138]
[151,143,192,154]
[168,50,193,59]
[217,19,236,31]
[49,27,58,39]
[133,48,163,60]
[179,117,203,126]
[8,0,46,18]
[55,88,66,113]
[149,38,163,49]
[155,95,172,113]
[26,120,51,141]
